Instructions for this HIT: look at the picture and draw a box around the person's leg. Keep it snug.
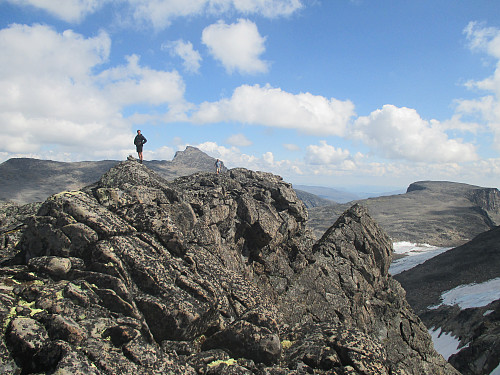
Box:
[138,151,143,163]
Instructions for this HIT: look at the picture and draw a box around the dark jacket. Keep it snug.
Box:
[134,134,147,146]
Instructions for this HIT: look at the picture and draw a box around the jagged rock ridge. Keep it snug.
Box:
[0,161,458,374]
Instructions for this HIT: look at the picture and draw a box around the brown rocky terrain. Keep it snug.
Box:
[0,160,458,374]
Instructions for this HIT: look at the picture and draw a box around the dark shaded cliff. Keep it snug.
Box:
[0,161,457,374]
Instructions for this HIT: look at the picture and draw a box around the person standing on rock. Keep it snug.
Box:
[134,130,147,164]
[215,159,223,174]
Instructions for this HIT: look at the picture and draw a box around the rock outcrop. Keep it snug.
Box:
[0,201,41,260]
[0,161,458,374]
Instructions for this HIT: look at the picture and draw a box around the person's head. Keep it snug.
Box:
[137,130,141,134]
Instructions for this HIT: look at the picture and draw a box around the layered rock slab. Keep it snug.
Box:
[0,161,458,374]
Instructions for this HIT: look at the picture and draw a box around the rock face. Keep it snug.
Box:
[0,161,458,374]
[0,201,41,260]
[309,180,500,246]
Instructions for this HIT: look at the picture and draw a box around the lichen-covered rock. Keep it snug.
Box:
[0,161,458,374]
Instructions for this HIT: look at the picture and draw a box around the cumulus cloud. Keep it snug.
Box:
[192,84,355,135]
[193,141,301,177]
[143,145,176,161]
[0,24,110,83]
[164,40,202,73]
[202,19,268,74]
[0,24,187,160]
[305,140,350,165]
[352,105,478,163]
[226,133,252,147]
[5,0,104,23]
[97,54,186,107]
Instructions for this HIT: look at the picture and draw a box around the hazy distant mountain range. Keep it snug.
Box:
[294,184,404,203]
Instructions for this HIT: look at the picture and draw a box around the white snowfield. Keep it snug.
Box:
[428,327,465,361]
[390,242,500,374]
[430,278,500,310]
[389,241,451,275]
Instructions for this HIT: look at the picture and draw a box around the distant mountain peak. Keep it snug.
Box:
[173,145,205,158]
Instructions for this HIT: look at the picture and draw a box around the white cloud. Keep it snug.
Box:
[437,114,480,134]
[6,0,303,28]
[202,19,268,74]
[283,143,300,151]
[0,24,110,83]
[305,140,350,165]
[262,151,274,164]
[97,54,186,106]
[464,21,500,59]
[128,0,302,29]
[457,22,500,152]
[143,145,176,161]
[165,40,202,73]
[192,84,355,135]
[229,0,303,17]
[226,133,253,147]
[6,0,104,23]
[193,141,301,177]
[0,24,187,161]
[352,105,478,163]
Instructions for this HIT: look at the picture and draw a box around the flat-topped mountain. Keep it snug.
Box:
[0,161,457,374]
[308,180,500,246]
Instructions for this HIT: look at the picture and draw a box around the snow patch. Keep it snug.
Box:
[390,242,451,275]
[428,326,462,360]
[491,362,500,375]
[430,278,500,310]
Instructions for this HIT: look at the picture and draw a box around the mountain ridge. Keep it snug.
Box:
[0,147,223,204]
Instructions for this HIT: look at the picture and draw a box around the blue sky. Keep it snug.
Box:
[1,0,500,191]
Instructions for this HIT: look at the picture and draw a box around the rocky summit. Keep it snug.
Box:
[0,161,458,374]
